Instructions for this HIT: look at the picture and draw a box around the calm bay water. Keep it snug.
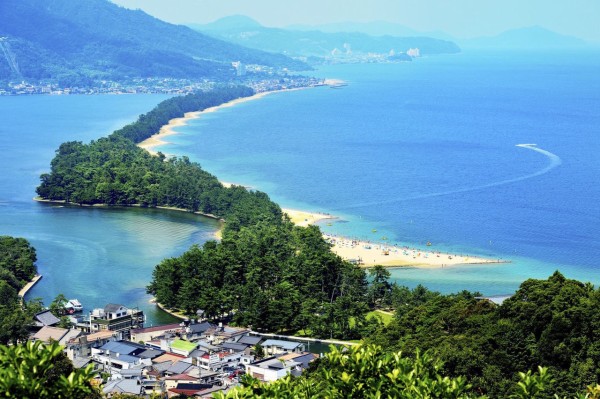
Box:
[0,94,219,325]
[158,50,600,294]
[1,51,599,327]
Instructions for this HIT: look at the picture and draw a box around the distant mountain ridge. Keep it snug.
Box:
[0,0,307,83]
[459,26,589,49]
[190,16,461,62]
[287,20,455,41]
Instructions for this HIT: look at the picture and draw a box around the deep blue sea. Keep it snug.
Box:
[1,51,599,326]
[157,51,600,294]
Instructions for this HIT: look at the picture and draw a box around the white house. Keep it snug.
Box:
[261,339,305,355]
[245,356,301,382]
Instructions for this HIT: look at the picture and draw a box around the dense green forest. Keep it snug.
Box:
[111,86,254,143]
[364,272,600,398]
[0,236,41,345]
[35,85,370,338]
[0,235,37,285]
[36,86,282,229]
[35,86,372,338]
[148,223,369,337]
[216,344,566,399]
[36,135,281,229]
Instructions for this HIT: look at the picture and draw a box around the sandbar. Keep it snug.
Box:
[280,210,504,268]
[137,89,304,155]
[283,208,336,227]
[325,234,507,268]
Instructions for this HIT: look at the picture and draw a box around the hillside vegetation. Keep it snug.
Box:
[0,236,39,345]
[0,0,307,83]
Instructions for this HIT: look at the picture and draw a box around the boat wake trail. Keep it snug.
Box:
[340,144,562,210]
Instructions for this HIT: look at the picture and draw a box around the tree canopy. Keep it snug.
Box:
[0,236,39,345]
[215,344,587,399]
[0,235,37,285]
[367,272,600,398]
[148,222,369,339]
[0,341,101,399]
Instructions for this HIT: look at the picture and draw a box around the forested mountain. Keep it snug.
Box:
[367,272,600,398]
[0,0,307,83]
[190,15,461,62]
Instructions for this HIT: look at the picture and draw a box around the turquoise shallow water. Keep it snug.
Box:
[0,94,219,325]
[157,50,600,295]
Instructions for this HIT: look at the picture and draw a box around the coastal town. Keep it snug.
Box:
[28,299,329,398]
[0,66,324,96]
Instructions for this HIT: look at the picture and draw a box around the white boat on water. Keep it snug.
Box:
[64,299,83,313]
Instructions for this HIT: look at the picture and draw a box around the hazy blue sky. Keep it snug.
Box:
[111,0,599,42]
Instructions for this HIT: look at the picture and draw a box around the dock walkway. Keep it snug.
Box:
[18,274,42,298]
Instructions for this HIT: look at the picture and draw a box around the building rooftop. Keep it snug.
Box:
[85,330,116,342]
[33,326,68,343]
[104,303,126,313]
[238,335,262,346]
[222,342,248,352]
[251,356,299,370]
[165,373,197,381]
[169,383,212,396]
[99,340,145,355]
[262,339,303,350]
[102,379,142,395]
[118,369,143,378]
[131,323,181,335]
[59,329,82,345]
[34,310,60,327]
[152,360,174,373]
[170,339,198,353]
[279,352,318,368]
[152,353,185,364]
[137,348,164,359]
[71,357,92,369]
[187,321,214,334]
[166,361,194,375]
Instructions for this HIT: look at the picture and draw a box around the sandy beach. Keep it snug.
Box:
[279,210,504,268]
[283,208,336,227]
[325,234,507,268]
